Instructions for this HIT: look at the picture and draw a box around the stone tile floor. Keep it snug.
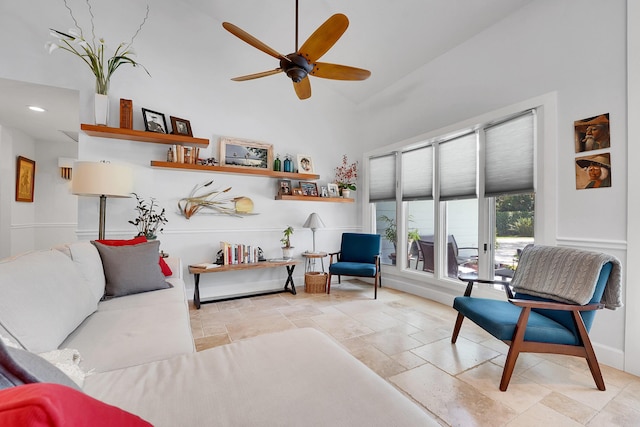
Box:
[189,280,640,426]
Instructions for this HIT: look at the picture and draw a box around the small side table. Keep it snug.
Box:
[302,252,328,293]
[302,251,328,273]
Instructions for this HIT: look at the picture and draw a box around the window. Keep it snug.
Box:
[369,107,537,283]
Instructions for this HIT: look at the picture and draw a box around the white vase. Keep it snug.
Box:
[94,93,109,126]
[342,189,351,199]
[282,247,294,259]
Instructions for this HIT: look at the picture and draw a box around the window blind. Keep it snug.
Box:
[439,132,477,201]
[485,110,535,197]
[368,153,396,202]
[402,145,433,201]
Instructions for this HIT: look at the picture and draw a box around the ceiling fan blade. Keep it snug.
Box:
[222,22,288,61]
[231,69,283,81]
[293,77,311,100]
[310,62,371,81]
[298,14,349,63]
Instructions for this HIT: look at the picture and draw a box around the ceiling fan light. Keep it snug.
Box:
[286,67,307,83]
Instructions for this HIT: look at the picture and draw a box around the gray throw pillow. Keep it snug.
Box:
[92,240,171,298]
[0,339,80,391]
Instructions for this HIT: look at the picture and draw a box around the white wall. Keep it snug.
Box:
[0,0,362,299]
[357,0,632,372]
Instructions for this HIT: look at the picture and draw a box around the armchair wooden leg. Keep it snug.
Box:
[327,273,332,294]
[573,311,606,390]
[500,307,531,391]
[451,313,465,344]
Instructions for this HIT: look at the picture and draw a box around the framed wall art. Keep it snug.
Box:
[142,108,168,133]
[575,153,611,190]
[16,156,35,202]
[574,113,610,153]
[219,137,273,170]
[297,154,314,173]
[170,116,193,137]
[300,181,319,197]
[278,179,292,195]
[327,183,339,198]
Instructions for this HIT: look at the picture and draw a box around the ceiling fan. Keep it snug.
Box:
[222,0,371,100]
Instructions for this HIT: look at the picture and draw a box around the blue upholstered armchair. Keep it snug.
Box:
[327,233,381,299]
[451,244,621,391]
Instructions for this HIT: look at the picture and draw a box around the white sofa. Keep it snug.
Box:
[0,242,439,426]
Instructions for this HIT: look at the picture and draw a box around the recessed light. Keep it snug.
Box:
[28,105,46,112]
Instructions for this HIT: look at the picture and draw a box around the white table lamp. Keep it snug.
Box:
[71,161,133,239]
[303,213,325,253]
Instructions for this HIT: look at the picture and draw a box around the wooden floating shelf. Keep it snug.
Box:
[81,124,209,147]
[150,161,320,179]
[275,195,354,203]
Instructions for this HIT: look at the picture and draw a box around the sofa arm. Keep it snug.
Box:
[163,257,183,280]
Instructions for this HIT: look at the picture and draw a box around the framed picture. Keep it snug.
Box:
[297,154,314,173]
[321,186,328,197]
[300,181,319,197]
[327,183,339,198]
[574,113,610,153]
[142,108,168,133]
[219,137,273,170]
[278,179,292,195]
[292,188,303,196]
[170,116,193,137]
[16,156,35,202]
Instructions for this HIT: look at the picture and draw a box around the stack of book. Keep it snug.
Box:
[220,241,260,265]
[168,145,200,164]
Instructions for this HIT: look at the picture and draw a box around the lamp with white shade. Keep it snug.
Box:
[71,161,133,240]
[303,212,325,253]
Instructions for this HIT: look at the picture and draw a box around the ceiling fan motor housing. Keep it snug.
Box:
[281,54,313,82]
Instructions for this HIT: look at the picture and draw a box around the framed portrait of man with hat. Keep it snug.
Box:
[575,153,611,189]
[574,113,610,153]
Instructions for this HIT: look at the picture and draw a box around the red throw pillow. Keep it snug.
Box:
[95,237,173,277]
[0,383,152,426]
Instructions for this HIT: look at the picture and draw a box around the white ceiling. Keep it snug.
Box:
[0,0,532,142]
[192,0,533,104]
[0,78,79,145]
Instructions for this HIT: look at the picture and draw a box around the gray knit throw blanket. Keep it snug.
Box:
[511,245,622,309]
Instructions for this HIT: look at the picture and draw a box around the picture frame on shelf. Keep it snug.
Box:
[327,183,339,198]
[142,108,168,133]
[170,116,193,137]
[321,186,328,197]
[300,181,319,197]
[292,188,303,196]
[278,179,292,195]
[297,154,314,173]
[15,156,35,203]
[219,137,273,170]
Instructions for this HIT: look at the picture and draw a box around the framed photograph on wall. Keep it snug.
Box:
[219,137,273,170]
[297,154,314,173]
[278,179,292,195]
[142,108,168,133]
[300,181,319,197]
[16,156,35,202]
[170,116,193,137]
[327,183,339,198]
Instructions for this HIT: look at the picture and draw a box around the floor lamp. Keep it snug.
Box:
[71,161,133,240]
[303,213,325,253]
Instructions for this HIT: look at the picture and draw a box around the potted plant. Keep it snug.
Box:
[129,193,168,240]
[334,155,358,198]
[379,215,420,265]
[46,0,150,125]
[281,226,294,259]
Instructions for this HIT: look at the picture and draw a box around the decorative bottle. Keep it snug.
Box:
[283,154,292,173]
[274,154,281,171]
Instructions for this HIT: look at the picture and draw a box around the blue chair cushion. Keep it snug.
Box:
[329,262,377,278]
[453,297,580,345]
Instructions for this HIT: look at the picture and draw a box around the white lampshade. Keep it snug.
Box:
[303,213,325,230]
[303,213,325,253]
[72,161,133,197]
